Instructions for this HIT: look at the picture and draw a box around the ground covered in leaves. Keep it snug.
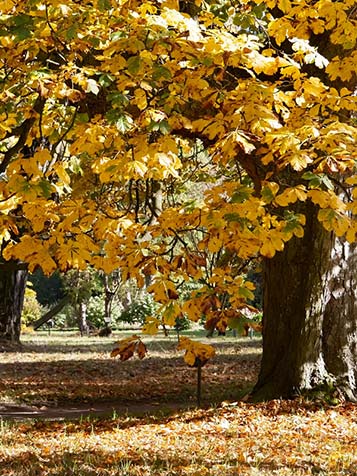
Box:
[0,401,356,475]
[0,330,259,410]
[1,331,356,475]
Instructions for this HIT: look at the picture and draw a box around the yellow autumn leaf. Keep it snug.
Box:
[345,176,357,185]
[22,201,60,233]
[54,163,71,186]
[0,194,18,213]
[142,316,160,335]
[183,350,196,367]
[126,160,148,178]
[162,302,182,327]
[289,153,313,172]
[178,337,215,367]
[114,335,140,348]
[233,131,256,154]
[182,300,202,322]
[274,189,298,207]
[111,335,147,361]
[278,0,292,13]
[275,187,307,207]
[90,256,118,274]
[136,340,147,359]
[33,149,52,165]
[133,89,147,110]
[260,240,276,258]
[293,225,304,238]
[207,236,223,253]
[308,190,332,208]
[3,237,57,275]
[270,234,284,252]
[346,225,357,243]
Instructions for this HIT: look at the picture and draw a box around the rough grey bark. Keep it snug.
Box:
[322,238,357,401]
[0,260,28,343]
[251,204,357,401]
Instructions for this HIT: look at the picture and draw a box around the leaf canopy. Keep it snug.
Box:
[0,0,356,335]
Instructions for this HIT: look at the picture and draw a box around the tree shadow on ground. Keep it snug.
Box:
[0,339,261,413]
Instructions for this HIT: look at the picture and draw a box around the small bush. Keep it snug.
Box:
[86,295,105,327]
[22,287,42,326]
[117,295,157,326]
[174,316,191,332]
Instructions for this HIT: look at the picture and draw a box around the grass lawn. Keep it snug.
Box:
[0,329,356,475]
[0,329,260,408]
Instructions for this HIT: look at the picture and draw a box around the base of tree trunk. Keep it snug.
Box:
[0,260,28,342]
[247,382,357,405]
[0,339,23,352]
[249,380,357,404]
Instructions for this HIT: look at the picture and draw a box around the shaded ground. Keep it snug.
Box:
[0,401,192,421]
[0,331,261,420]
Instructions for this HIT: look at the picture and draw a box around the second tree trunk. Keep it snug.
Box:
[252,205,357,402]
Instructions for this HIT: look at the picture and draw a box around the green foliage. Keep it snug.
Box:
[117,295,157,326]
[28,269,65,306]
[63,269,102,304]
[174,315,191,333]
[55,304,77,329]
[86,295,122,328]
[85,295,105,328]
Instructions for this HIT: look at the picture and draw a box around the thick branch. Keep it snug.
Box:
[31,295,70,330]
[0,95,46,174]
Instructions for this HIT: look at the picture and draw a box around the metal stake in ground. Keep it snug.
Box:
[197,360,202,407]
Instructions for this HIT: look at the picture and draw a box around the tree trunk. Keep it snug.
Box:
[103,274,114,327]
[321,238,357,401]
[0,260,28,343]
[77,301,89,336]
[251,204,357,401]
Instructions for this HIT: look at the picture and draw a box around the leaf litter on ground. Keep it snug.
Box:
[0,332,356,475]
[0,400,356,475]
[0,331,259,408]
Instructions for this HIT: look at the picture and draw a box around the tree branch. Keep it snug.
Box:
[0,95,46,174]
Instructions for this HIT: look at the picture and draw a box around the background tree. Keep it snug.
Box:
[250,1,357,401]
[0,1,356,401]
[28,269,65,307]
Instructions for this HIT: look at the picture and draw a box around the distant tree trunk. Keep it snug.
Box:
[0,260,28,343]
[252,204,357,402]
[103,274,114,327]
[77,301,89,336]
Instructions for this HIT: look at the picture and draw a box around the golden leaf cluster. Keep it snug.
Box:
[111,335,147,361]
[177,337,215,367]
[0,0,356,336]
